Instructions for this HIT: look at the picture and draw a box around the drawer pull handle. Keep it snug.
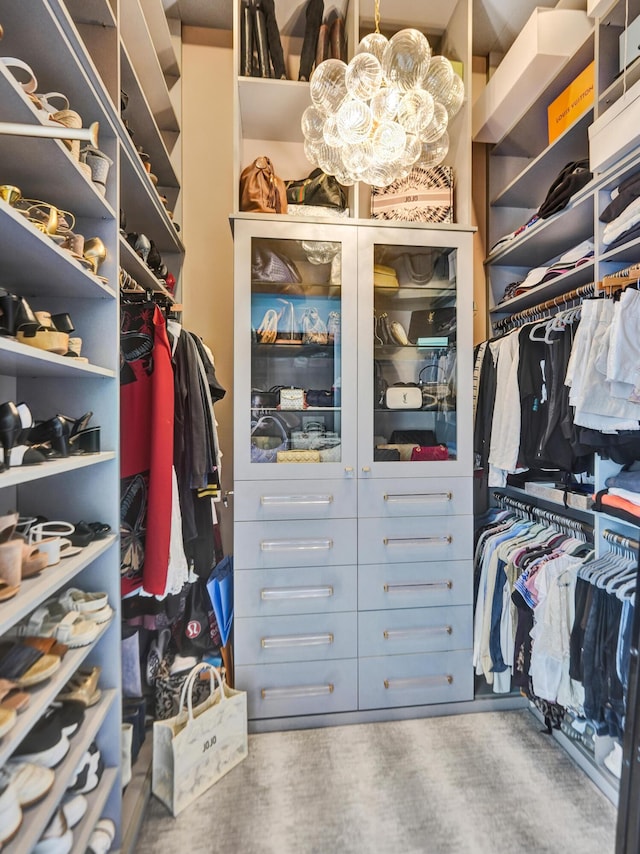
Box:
[261,683,334,700]
[261,538,333,552]
[384,675,454,690]
[383,626,452,640]
[384,581,453,593]
[383,536,452,546]
[260,494,334,506]
[261,585,334,601]
[261,632,334,649]
[383,492,452,503]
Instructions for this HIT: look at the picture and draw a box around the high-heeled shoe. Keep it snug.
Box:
[27,415,71,458]
[0,294,37,338]
[298,0,324,82]
[57,411,93,439]
[0,402,22,470]
[69,426,100,455]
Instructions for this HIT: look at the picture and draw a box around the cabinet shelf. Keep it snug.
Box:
[119,236,175,300]
[490,111,592,209]
[489,260,595,315]
[141,0,180,78]
[0,338,115,379]
[250,406,340,413]
[0,202,116,300]
[3,689,118,854]
[599,56,640,113]
[120,2,179,133]
[600,234,640,264]
[120,41,180,190]
[0,536,116,637]
[70,766,119,854]
[0,452,115,489]
[0,631,115,769]
[63,0,116,27]
[486,190,595,268]
[251,282,340,295]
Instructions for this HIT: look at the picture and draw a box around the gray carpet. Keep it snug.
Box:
[136,710,617,854]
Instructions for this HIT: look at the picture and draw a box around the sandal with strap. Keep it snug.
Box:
[57,666,101,708]
[15,606,101,649]
[57,588,110,620]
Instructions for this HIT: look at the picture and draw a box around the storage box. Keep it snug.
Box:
[371,165,453,223]
[524,481,593,510]
[619,15,640,72]
[547,61,595,144]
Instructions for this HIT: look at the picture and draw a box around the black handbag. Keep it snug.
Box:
[306,389,334,407]
[374,447,401,461]
[285,169,347,209]
[389,430,437,446]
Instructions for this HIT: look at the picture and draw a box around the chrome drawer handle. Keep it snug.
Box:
[261,632,334,648]
[261,683,334,700]
[384,492,452,502]
[261,585,334,601]
[383,536,452,546]
[383,626,452,640]
[260,494,334,506]
[384,581,453,593]
[384,675,454,690]
[261,538,333,552]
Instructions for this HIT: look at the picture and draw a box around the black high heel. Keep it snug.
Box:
[57,411,93,438]
[0,401,22,470]
[69,426,100,455]
[27,415,71,457]
[299,0,324,82]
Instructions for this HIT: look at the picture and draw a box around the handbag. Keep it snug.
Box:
[395,251,436,286]
[385,384,422,410]
[276,449,320,462]
[301,307,328,344]
[252,247,301,285]
[152,664,248,817]
[319,443,341,462]
[279,387,306,409]
[153,654,213,721]
[375,443,416,462]
[374,447,401,461]
[285,168,347,209]
[410,444,449,461]
[256,308,278,344]
[374,264,399,288]
[239,155,288,213]
[250,415,288,463]
[305,389,334,407]
[389,430,437,446]
[251,388,279,408]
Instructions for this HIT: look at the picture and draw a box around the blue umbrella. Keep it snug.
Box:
[207,555,233,647]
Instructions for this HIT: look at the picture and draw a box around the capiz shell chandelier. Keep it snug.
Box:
[301,1,464,187]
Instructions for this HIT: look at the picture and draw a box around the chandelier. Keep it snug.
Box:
[301,0,464,187]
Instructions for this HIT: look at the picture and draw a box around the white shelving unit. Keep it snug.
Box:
[0,0,184,849]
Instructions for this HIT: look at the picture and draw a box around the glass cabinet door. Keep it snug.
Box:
[235,220,358,480]
[358,229,473,476]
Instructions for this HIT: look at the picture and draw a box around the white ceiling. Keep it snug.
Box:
[172,0,585,57]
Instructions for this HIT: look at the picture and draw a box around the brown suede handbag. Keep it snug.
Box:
[239,156,288,214]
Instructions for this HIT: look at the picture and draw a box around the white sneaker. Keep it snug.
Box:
[61,792,88,828]
[2,761,55,807]
[0,779,22,845]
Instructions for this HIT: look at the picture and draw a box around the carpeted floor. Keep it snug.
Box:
[136,710,617,854]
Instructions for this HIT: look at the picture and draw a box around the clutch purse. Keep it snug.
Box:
[306,389,334,407]
[279,387,306,410]
[251,389,279,407]
[374,264,399,288]
[276,449,320,463]
[410,444,449,462]
[385,385,422,410]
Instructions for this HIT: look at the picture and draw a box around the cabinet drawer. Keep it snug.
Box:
[235,519,357,569]
[236,659,358,719]
[358,477,472,518]
[235,612,357,665]
[234,479,356,522]
[358,516,472,565]
[359,650,473,710]
[358,606,472,656]
[358,561,473,611]
[235,565,357,618]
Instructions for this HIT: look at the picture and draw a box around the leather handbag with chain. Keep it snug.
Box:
[285,168,347,209]
[239,156,288,214]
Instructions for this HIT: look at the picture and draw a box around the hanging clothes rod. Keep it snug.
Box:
[493,491,594,539]
[494,282,595,331]
[603,529,640,553]
[598,262,640,294]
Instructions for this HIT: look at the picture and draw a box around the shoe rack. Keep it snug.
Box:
[232,0,473,224]
[0,0,183,850]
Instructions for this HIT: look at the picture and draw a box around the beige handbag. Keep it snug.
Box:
[276,449,320,463]
[279,387,306,410]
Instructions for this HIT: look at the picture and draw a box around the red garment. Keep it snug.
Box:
[120,304,174,596]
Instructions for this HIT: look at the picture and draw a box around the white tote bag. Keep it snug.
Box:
[152,664,248,816]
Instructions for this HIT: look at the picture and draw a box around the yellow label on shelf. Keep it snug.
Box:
[547,60,594,144]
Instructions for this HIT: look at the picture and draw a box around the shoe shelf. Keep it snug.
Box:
[0,338,115,380]
[0,536,116,637]
[120,0,180,134]
[485,189,595,268]
[0,452,116,490]
[119,42,181,194]
[490,110,592,209]
[119,236,175,301]
[120,142,184,255]
[0,628,115,769]
[3,688,117,854]
[63,0,117,29]
[70,765,119,854]
[0,203,116,301]
[140,0,180,79]
[488,260,596,316]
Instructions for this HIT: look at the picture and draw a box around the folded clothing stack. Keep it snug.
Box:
[499,239,594,303]
[593,462,640,524]
[602,169,640,250]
